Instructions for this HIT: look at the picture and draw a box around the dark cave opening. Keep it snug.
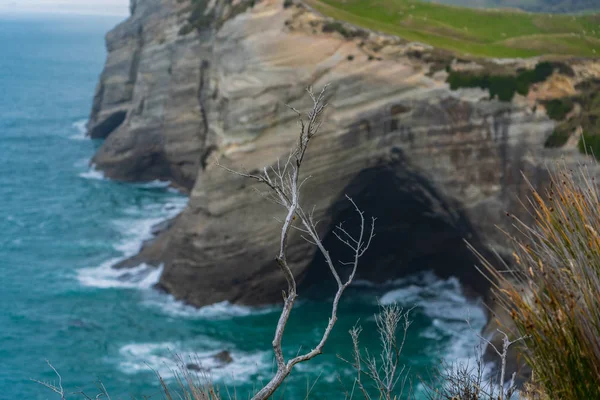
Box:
[300,152,491,298]
[89,110,127,139]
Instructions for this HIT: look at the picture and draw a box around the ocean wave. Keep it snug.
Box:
[380,271,487,366]
[353,271,444,290]
[142,292,278,320]
[113,199,187,254]
[111,216,166,255]
[79,164,105,180]
[69,119,88,140]
[77,197,187,290]
[132,180,173,189]
[118,341,269,384]
[379,272,477,314]
[78,262,163,289]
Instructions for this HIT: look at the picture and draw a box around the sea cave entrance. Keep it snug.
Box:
[300,150,490,297]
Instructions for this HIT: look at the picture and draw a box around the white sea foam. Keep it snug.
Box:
[78,262,163,289]
[118,341,269,383]
[352,273,437,289]
[377,272,491,400]
[77,197,188,290]
[380,272,487,366]
[111,216,165,255]
[69,119,88,140]
[133,180,173,189]
[79,164,106,180]
[142,292,277,320]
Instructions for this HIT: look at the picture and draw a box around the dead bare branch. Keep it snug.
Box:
[340,304,413,400]
[31,361,66,400]
[465,319,529,400]
[218,86,375,400]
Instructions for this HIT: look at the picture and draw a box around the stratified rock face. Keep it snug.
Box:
[91,0,590,307]
[88,0,210,189]
[156,93,553,306]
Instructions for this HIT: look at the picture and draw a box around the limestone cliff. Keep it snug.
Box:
[89,0,599,307]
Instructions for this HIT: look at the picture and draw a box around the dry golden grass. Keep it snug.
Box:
[473,161,600,399]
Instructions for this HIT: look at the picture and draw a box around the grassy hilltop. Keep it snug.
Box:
[306,0,600,58]
[420,0,600,14]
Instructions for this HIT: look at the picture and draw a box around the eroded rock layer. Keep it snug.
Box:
[90,0,598,307]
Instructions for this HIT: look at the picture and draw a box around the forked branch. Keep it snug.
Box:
[218,86,376,400]
[466,319,529,400]
[31,361,66,400]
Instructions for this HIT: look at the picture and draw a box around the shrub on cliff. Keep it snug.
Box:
[544,98,574,121]
[178,0,212,35]
[474,162,600,399]
[447,62,554,102]
[321,21,368,39]
[542,79,600,153]
[580,132,600,159]
[544,129,571,148]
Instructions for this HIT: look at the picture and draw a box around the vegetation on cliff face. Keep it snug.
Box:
[574,80,600,157]
[178,0,256,35]
[446,64,600,159]
[579,131,600,157]
[306,0,600,57]
[178,0,213,35]
[541,79,600,157]
[544,97,574,120]
[447,62,554,101]
[544,129,571,148]
[475,162,600,399]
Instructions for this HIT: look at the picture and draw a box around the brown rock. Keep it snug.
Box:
[186,350,233,372]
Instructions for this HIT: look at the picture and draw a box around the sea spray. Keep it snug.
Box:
[69,119,89,140]
[79,163,106,181]
[77,196,188,290]
[78,262,164,289]
[379,272,487,366]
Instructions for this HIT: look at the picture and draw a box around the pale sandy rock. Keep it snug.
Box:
[528,72,577,101]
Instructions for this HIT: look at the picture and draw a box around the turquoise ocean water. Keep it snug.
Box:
[0,14,486,399]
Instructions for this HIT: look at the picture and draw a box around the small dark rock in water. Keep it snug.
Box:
[186,350,233,372]
[213,350,233,365]
[186,363,207,372]
[67,319,102,331]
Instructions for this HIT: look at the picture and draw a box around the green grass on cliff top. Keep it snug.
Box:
[306,0,600,58]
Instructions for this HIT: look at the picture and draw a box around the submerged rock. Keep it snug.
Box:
[186,363,205,372]
[213,350,234,365]
[186,351,234,372]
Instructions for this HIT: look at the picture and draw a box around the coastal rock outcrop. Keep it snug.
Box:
[89,0,598,307]
[88,0,211,189]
